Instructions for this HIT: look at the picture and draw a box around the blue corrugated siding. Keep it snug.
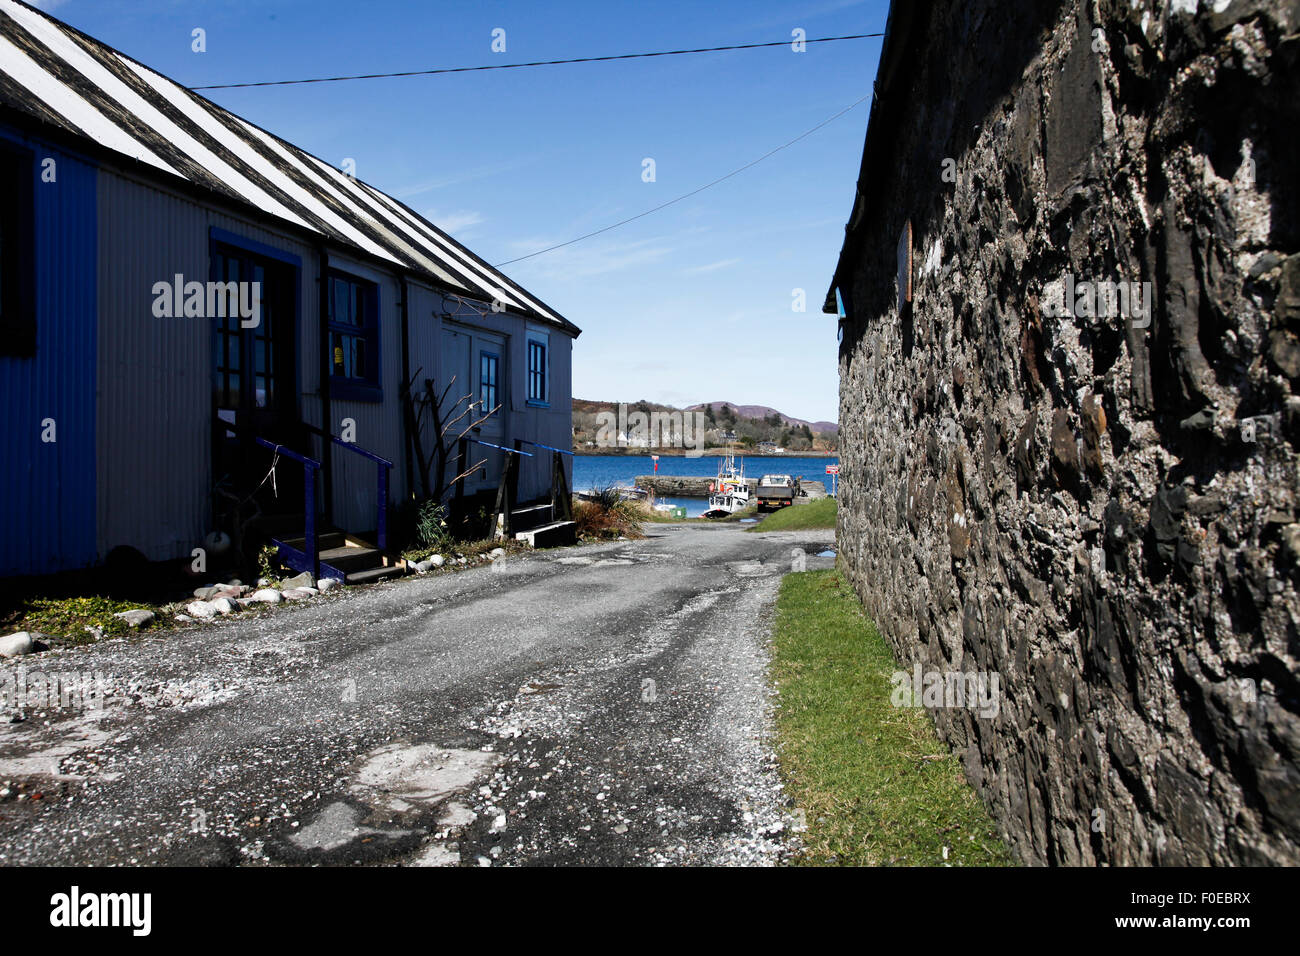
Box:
[0,126,97,576]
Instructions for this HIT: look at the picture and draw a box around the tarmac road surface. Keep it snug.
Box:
[0,523,836,866]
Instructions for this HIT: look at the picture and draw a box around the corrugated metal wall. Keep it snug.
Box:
[83,161,573,567]
[0,126,98,576]
[407,287,574,506]
[317,255,405,532]
[96,169,312,562]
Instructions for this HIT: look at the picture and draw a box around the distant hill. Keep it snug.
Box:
[571,398,838,453]
[688,402,838,435]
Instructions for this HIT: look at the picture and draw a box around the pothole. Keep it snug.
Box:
[350,742,502,813]
[289,801,407,852]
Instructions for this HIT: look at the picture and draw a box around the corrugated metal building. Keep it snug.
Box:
[0,0,578,577]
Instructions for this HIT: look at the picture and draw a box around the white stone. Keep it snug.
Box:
[0,632,37,658]
[250,589,282,604]
[430,554,446,568]
[316,578,342,592]
[113,609,155,628]
[209,597,237,615]
[185,601,219,619]
[281,588,315,601]
[414,559,433,573]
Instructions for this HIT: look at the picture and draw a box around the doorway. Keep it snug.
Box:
[210,242,303,517]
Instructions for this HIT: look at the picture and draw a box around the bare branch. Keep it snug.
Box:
[441,395,485,437]
[438,458,488,497]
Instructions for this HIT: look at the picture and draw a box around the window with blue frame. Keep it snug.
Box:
[0,143,36,358]
[527,337,547,405]
[328,272,380,401]
[480,350,500,412]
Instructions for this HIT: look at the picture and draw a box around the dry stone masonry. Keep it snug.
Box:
[831,0,1298,864]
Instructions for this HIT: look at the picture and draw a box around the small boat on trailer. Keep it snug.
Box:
[575,485,649,503]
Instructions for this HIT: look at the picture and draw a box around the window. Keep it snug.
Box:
[526,332,548,405]
[211,242,296,418]
[480,350,499,412]
[0,144,36,358]
[328,272,380,401]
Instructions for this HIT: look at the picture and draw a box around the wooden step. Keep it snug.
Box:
[345,565,407,585]
[272,529,407,586]
[318,545,387,572]
[515,520,577,549]
[279,531,346,552]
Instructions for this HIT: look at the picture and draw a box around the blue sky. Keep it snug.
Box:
[34,0,888,423]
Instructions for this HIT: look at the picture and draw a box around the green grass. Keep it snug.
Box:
[748,497,837,531]
[7,595,153,645]
[772,570,1015,866]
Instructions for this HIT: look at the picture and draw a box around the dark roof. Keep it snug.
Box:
[0,0,577,334]
[822,0,930,315]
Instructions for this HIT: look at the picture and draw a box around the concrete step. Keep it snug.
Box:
[515,520,577,549]
[510,503,553,532]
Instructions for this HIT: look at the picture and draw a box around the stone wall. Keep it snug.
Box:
[832,0,1299,864]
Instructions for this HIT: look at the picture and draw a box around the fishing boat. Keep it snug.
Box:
[703,448,751,517]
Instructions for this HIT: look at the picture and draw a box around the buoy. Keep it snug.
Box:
[204,531,232,555]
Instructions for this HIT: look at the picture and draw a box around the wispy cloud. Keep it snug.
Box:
[683,257,741,275]
[506,235,676,281]
[393,156,537,199]
[426,209,484,234]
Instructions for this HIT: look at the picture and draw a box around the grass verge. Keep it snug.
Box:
[748,497,837,531]
[3,595,154,646]
[771,569,1014,866]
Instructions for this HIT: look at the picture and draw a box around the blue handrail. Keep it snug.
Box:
[517,438,574,457]
[255,437,322,578]
[252,430,394,572]
[332,435,393,468]
[469,438,533,457]
[330,437,393,551]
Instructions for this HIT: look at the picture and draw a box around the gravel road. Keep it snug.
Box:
[0,523,835,866]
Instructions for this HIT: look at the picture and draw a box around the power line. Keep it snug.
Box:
[493,92,873,267]
[189,33,883,90]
